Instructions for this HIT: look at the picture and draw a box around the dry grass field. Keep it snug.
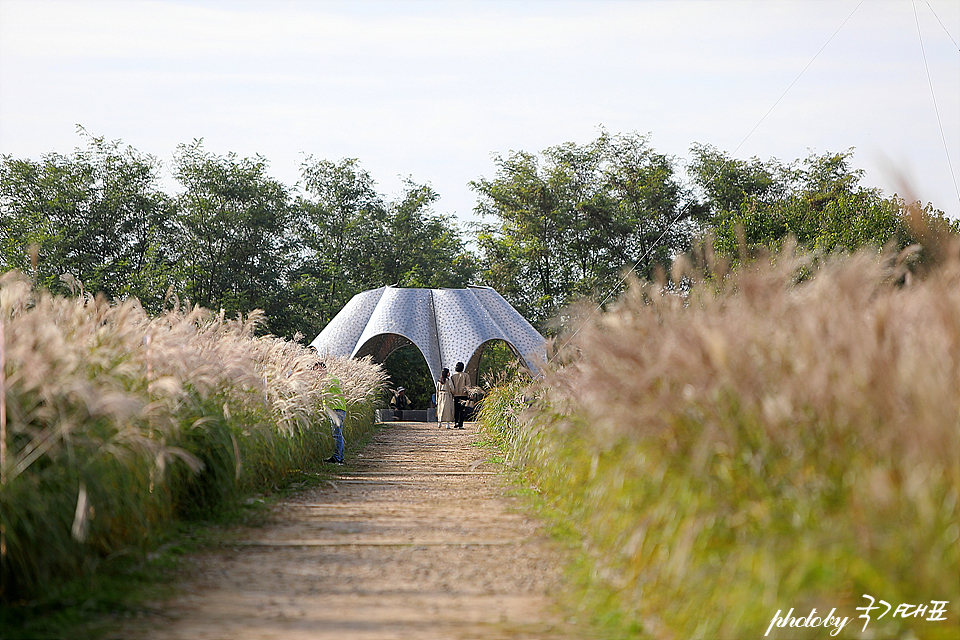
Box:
[480,232,960,639]
[0,272,386,609]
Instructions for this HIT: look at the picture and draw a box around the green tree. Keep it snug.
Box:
[172,140,293,333]
[293,158,478,394]
[601,133,702,279]
[686,143,790,217]
[0,130,176,307]
[382,178,476,289]
[381,346,434,410]
[293,158,476,339]
[471,149,559,327]
[688,145,957,257]
[293,157,387,333]
[470,131,694,330]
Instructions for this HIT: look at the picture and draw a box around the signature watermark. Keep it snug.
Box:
[856,595,948,633]
[765,595,950,637]
[764,607,850,637]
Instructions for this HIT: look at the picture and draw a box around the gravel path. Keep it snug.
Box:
[115,421,581,640]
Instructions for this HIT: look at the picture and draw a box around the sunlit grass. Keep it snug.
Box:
[0,272,387,606]
[479,230,960,639]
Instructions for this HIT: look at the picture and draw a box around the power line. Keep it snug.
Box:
[914,1,960,206]
[923,0,960,52]
[729,0,864,157]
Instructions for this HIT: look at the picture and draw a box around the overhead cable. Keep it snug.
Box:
[914,1,960,205]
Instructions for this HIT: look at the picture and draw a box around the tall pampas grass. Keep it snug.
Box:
[480,230,960,639]
[0,273,386,602]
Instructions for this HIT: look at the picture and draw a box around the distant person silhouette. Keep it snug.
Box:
[450,362,471,430]
[390,386,411,420]
[436,368,454,429]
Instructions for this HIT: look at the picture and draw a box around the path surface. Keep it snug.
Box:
[115,422,580,640]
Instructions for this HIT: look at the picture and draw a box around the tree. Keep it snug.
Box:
[688,145,957,257]
[471,150,561,327]
[470,131,694,331]
[0,130,176,307]
[292,157,388,332]
[381,178,476,289]
[601,133,702,279]
[172,140,293,333]
[686,143,791,217]
[292,158,479,392]
[292,158,476,338]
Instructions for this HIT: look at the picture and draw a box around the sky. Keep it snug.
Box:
[1,0,958,230]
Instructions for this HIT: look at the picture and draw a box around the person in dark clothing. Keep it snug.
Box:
[390,386,411,420]
[450,362,471,429]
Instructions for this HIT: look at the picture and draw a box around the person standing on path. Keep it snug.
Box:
[436,367,455,429]
[316,362,347,464]
[450,362,471,430]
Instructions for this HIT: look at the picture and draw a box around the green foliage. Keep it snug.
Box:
[384,178,477,288]
[475,375,535,458]
[381,345,433,409]
[0,128,177,309]
[294,157,389,329]
[2,132,477,347]
[476,340,523,387]
[5,128,955,351]
[689,144,959,258]
[470,130,699,331]
[172,140,295,336]
[293,157,476,339]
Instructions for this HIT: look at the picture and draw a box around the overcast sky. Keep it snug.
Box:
[1,0,958,228]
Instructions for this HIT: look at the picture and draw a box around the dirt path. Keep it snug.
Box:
[115,422,581,640]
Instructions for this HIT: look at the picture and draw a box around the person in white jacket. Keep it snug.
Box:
[436,368,455,429]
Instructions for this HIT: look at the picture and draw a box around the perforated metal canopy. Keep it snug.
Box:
[309,285,546,382]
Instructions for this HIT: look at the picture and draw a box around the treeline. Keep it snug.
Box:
[0,131,474,340]
[2,128,955,337]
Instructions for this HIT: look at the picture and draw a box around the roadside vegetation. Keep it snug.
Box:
[478,219,960,639]
[4,127,959,639]
[0,272,386,636]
